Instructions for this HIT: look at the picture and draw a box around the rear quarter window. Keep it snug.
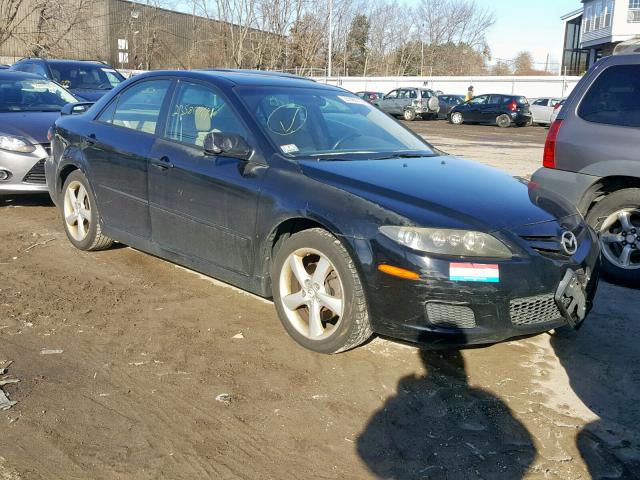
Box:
[578,64,640,127]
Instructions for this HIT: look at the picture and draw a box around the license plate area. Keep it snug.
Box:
[554,269,588,329]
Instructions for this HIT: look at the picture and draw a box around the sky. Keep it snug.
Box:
[478,0,580,71]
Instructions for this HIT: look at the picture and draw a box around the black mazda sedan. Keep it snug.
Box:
[46,70,600,353]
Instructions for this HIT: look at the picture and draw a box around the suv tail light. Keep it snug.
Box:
[543,120,563,168]
[507,101,517,112]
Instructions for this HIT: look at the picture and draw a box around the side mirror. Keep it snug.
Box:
[203,132,252,160]
[60,102,94,116]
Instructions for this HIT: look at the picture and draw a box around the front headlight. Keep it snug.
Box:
[380,226,512,258]
[0,135,36,153]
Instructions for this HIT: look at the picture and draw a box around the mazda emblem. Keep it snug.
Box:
[561,231,578,255]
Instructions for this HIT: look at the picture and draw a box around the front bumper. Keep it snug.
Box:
[0,145,50,194]
[358,226,601,348]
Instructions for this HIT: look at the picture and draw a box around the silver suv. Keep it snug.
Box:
[531,51,640,286]
[374,88,440,121]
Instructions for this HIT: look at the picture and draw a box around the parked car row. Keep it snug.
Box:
[355,86,567,129]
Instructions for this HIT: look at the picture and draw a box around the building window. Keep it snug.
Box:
[630,0,640,22]
[584,5,593,32]
[605,0,613,27]
[118,38,129,50]
[118,52,129,64]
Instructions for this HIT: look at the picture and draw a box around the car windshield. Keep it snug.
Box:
[50,63,124,90]
[237,86,436,159]
[0,78,77,112]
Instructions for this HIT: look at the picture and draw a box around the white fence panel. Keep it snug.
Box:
[312,76,583,99]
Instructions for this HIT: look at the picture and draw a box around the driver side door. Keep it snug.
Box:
[378,90,399,115]
[148,79,267,275]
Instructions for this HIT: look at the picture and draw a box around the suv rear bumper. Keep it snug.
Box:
[531,167,601,213]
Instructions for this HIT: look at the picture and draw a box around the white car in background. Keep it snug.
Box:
[529,97,563,126]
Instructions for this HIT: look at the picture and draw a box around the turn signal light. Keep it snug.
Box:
[378,264,420,280]
[543,120,563,169]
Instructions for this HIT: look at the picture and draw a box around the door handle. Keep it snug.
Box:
[86,133,97,146]
[151,156,174,170]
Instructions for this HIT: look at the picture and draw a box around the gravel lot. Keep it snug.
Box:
[1,121,639,480]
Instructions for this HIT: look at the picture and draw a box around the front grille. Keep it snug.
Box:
[425,302,476,329]
[510,294,563,326]
[520,224,587,259]
[22,159,46,184]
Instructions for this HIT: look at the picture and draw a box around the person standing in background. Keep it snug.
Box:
[465,85,474,102]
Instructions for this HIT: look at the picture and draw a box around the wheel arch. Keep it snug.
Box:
[580,175,640,216]
[258,215,368,297]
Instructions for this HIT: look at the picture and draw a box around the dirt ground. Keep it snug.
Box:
[1,123,639,480]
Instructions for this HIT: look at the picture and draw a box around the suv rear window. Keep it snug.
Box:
[578,64,640,127]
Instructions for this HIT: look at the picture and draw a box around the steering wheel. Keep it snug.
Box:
[332,133,362,150]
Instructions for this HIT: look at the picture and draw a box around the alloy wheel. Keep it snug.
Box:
[279,248,344,340]
[599,208,640,270]
[451,112,463,125]
[63,180,92,242]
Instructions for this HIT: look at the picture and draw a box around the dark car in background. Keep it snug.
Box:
[374,87,440,121]
[355,91,385,103]
[11,58,125,101]
[532,52,640,286]
[449,94,532,128]
[437,94,465,119]
[0,70,78,194]
[47,70,599,354]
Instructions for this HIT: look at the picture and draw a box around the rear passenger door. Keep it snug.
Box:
[481,94,504,123]
[86,78,172,239]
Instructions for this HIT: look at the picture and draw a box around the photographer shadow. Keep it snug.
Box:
[550,282,640,479]
[357,345,535,479]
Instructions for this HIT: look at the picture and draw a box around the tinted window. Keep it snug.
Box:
[164,81,247,147]
[419,90,433,98]
[98,80,170,134]
[50,63,124,90]
[533,98,549,106]
[488,95,502,104]
[578,64,640,127]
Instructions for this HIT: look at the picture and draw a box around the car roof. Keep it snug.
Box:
[44,59,112,67]
[135,69,344,90]
[0,70,49,81]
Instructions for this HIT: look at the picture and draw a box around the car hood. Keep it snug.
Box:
[0,111,60,144]
[299,155,577,232]
[69,88,109,102]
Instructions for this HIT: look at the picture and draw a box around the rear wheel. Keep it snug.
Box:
[586,188,640,287]
[403,109,416,121]
[271,228,372,353]
[496,114,512,128]
[450,112,464,125]
[61,170,113,251]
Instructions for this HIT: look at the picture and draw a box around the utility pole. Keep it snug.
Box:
[328,0,333,78]
[420,21,425,76]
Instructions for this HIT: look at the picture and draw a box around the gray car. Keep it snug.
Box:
[375,87,440,121]
[531,52,640,285]
[0,70,78,195]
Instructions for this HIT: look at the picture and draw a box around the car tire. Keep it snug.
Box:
[450,112,464,125]
[403,109,416,121]
[271,228,372,353]
[496,114,512,128]
[61,170,114,251]
[585,188,640,287]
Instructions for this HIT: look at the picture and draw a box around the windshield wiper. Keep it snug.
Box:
[371,152,434,160]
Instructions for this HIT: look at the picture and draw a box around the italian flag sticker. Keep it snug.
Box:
[449,263,500,283]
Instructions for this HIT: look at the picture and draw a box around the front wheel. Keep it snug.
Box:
[61,170,113,251]
[496,114,512,128]
[271,228,372,353]
[586,188,640,287]
[450,112,464,125]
